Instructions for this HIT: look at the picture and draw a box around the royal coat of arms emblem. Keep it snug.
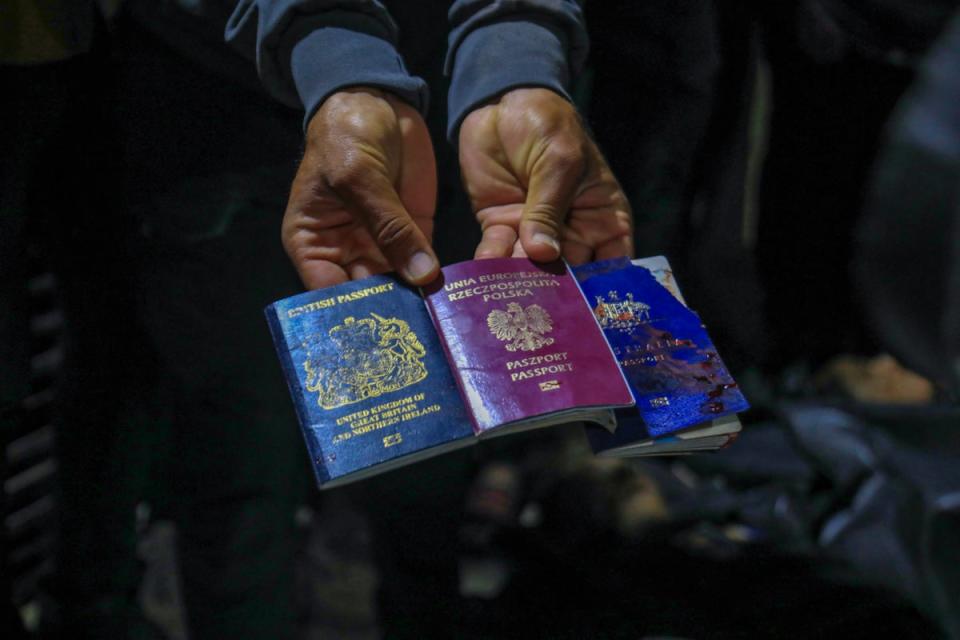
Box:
[486,303,555,352]
[593,291,650,330]
[303,313,427,409]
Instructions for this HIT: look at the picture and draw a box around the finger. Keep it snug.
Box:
[281,213,351,290]
[475,224,518,259]
[594,232,634,261]
[519,139,586,262]
[567,211,634,262]
[298,260,350,291]
[393,100,438,238]
[561,239,593,266]
[334,169,439,285]
[347,256,391,280]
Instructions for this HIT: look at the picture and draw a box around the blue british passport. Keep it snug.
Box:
[573,257,749,452]
[265,276,473,488]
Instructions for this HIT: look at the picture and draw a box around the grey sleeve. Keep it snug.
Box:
[226,0,428,129]
[445,0,589,139]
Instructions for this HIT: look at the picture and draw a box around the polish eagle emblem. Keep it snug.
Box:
[486,303,555,352]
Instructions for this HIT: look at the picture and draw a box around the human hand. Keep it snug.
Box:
[283,88,438,290]
[459,88,632,265]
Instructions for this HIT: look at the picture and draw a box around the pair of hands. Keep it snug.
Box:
[283,87,632,290]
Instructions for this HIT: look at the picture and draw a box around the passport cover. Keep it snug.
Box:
[572,257,749,443]
[265,276,473,487]
[423,258,634,433]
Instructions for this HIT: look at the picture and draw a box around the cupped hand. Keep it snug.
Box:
[459,88,632,265]
[283,88,439,290]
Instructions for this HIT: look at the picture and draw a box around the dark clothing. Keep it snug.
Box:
[856,12,960,396]
[124,0,587,134]
[586,0,957,373]
[0,46,154,637]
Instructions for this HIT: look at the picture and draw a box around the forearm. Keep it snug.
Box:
[445,0,588,139]
[226,0,428,128]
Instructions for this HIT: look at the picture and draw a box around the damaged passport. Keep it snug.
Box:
[573,256,749,456]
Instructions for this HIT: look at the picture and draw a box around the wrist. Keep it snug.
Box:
[446,21,575,142]
[291,26,428,133]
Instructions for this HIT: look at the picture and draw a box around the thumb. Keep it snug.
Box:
[518,139,585,262]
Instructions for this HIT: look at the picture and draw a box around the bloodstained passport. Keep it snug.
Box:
[572,256,749,455]
[266,258,633,488]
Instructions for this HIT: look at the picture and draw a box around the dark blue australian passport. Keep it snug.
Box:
[573,257,749,453]
[265,276,473,488]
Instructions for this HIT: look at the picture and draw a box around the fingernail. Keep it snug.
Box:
[405,251,437,281]
[533,232,560,253]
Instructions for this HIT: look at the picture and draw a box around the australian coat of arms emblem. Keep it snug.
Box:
[487,303,555,352]
[593,291,650,330]
[303,314,427,409]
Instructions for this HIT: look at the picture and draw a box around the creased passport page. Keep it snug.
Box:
[265,276,472,486]
[573,257,749,438]
[423,258,633,433]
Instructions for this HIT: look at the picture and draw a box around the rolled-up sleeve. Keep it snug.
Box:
[445,0,589,139]
[226,0,428,130]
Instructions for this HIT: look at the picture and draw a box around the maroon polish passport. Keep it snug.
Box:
[423,258,634,434]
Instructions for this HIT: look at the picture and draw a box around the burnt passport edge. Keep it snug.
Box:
[264,303,332,486]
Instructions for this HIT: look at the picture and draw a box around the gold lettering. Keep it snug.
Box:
[505,351,569,371]
[333,391,436,442]
[335,282,395,305]
[444,277,477,291]
[287,296,337,318]
[446,278,561,303]
[509,363,574,381]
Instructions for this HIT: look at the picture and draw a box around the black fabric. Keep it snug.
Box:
[756,15,914,367]
[449,411,955,639]
[683,404,960,638]
[586,1,957,374]
[805,0,957,59]
[0,45,158,637]
[855,12,960,396]
[585,0,768,373]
